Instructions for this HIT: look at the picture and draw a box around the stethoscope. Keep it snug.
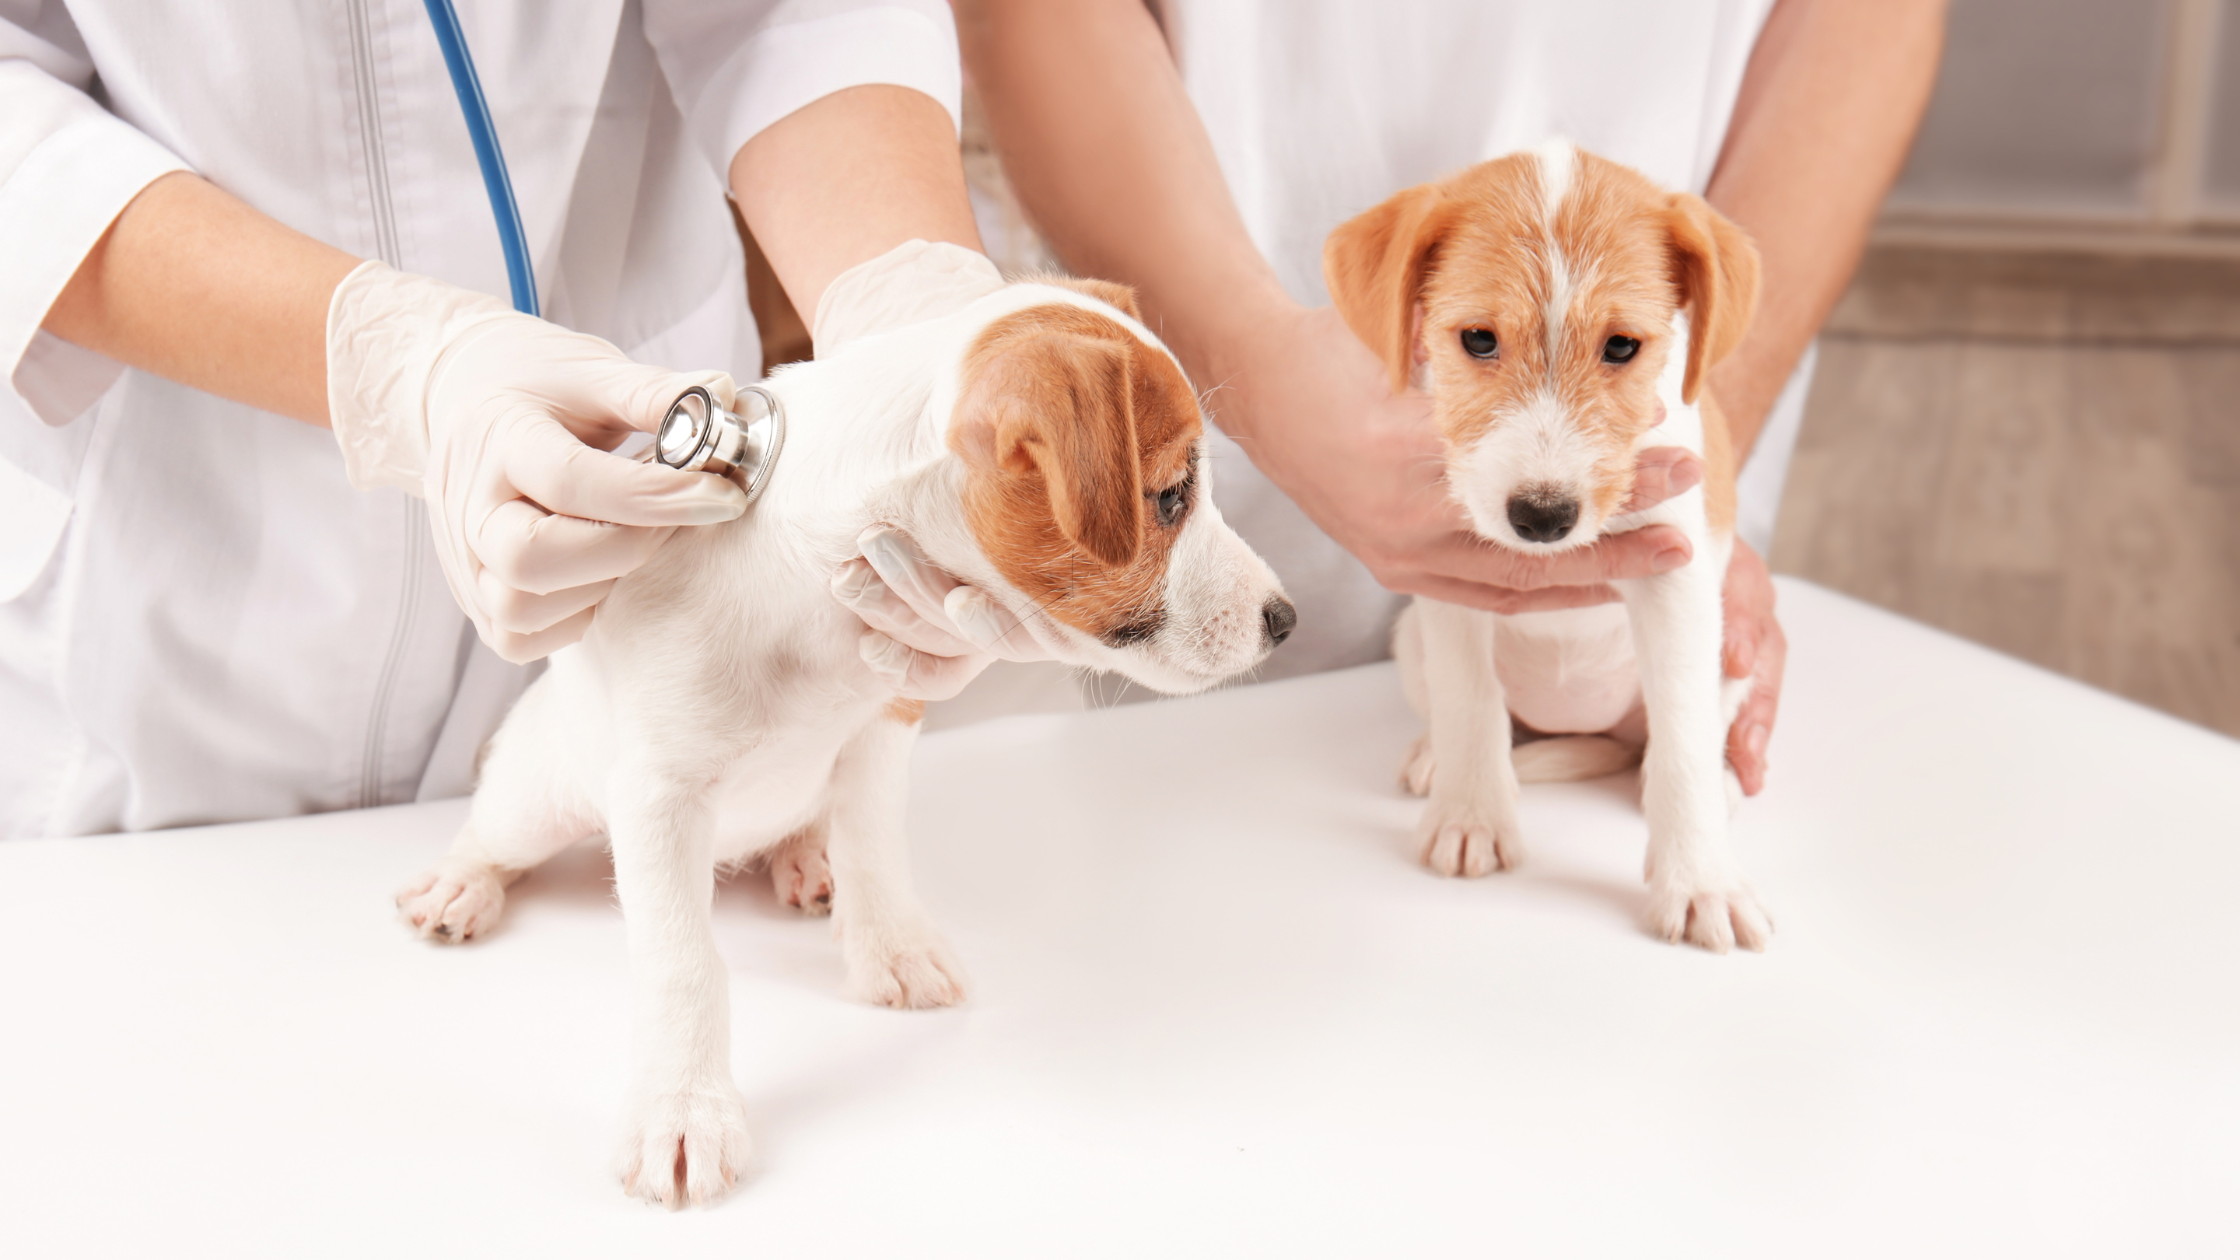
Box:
[649,384,787,505]
[425,0,783,500]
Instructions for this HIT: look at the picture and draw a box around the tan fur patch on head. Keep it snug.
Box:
[950,301,1202,644]
[1324,149,1761,526]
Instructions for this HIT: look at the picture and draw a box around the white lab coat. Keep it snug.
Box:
[0,0,961,836]
[1164,0,1813,679]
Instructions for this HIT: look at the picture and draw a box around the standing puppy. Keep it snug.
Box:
[394,279,1293,1206]
[1325,140,1770,953]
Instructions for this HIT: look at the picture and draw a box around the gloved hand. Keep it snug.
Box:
[832,527,1062,701]
[815,239,1032,699]
[811,238,1006,353]
[326,261,746,662]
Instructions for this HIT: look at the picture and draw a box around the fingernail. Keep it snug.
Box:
[1746,723,1768,758]
[1653,546,1690,573]
[1669,460,1702,494]
[862,530,911,575]
[948,589,1006,649]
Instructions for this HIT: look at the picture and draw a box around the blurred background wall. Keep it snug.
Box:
[1777,0,2240,739]
[1888,0,2236,230]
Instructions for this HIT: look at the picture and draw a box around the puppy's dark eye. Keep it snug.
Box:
[1152,473,1193,527]
[1460,328,1499,359]
[1603,335,1641,364]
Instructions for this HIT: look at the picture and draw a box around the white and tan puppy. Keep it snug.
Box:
[1325,140,1770,954]
[393,278,1293,1206]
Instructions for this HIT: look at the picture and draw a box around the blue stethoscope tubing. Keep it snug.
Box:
[421,0,540,317]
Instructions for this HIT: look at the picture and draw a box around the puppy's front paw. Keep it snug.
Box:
[1415,807,1524,878]
[1399,734,1435,796]
[618,1083,753,1209]
[395,861,508,942]
[767,832,832,916]
[842,923,969,1010]
[1646,874,1773,954]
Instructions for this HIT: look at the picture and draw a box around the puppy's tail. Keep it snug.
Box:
[1513,735,1640,783]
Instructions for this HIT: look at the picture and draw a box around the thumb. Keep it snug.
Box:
[596,361,739,436]
[502,415,746,526]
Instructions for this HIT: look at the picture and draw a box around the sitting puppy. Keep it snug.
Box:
[395,279,1293,1206]
[1324,140,1770,954]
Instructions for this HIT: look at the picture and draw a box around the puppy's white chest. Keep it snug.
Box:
[1494,604,1639,734]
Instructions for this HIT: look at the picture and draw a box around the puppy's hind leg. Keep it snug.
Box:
[826,707,967,1009]
[397,678,600,943]
[764,819,833,916]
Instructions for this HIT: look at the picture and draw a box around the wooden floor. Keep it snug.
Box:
[1774,246,2240,739]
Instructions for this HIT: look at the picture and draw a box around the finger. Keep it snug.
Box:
[484,604,596,665]
[504,418,744,527]
[832,559,982,656]
[858,630,986,702]
[577,362,738,436]
[474,498,675,593]
[1621,447,1704,514]
[1400,572,1623,615]
[1436,524,1692,592]
[1726,621,1787,796]
[1723,617,1757,680]
[947,585,1061,661]
[859,528,965,625]
[474,567,616,635]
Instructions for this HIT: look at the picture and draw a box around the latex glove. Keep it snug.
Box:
[326,261,745,662]
[1213,304,1701,613]
[831,528,1061,701]
[1721,538,1786,795]
[812,239,1005,355]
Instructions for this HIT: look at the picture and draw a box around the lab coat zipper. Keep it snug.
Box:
[346,0,424,810]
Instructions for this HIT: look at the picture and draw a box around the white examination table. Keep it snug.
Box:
[2,579,2233,1257]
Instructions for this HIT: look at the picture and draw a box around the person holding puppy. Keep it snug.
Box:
[1,1,994,836]
[850,0,1945,797]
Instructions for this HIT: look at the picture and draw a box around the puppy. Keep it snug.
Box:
[1324,139,1770,953]
[394,278,1294,1206]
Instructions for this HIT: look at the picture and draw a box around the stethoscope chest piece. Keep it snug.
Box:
[655,384,786,506]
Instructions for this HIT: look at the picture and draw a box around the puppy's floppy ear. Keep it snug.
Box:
[1664,192,1761,405]
[1324,184,1450,393]
[955,327,1144,566]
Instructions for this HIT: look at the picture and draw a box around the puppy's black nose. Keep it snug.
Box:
[1261,596,1298,646]
[1507,493,1579,544]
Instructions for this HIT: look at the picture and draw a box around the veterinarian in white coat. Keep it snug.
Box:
[0,0,984,837]
[856,0,1943,794]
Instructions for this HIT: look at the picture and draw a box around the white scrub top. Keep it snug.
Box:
[0,0,962,837]
[1164,0,1812,679]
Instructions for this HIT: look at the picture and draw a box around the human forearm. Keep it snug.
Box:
[729,84,985,329]
[958,0,1292,396]
[1704,0,1945,456]
[40,171,360,426]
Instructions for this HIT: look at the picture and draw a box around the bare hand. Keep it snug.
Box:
[1720,539,1784,795]
[1209,305,1700,613]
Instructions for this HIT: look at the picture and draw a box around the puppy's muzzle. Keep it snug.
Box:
[1507,487,1580,544]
